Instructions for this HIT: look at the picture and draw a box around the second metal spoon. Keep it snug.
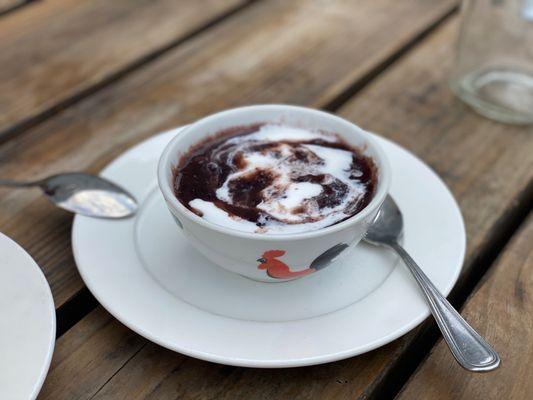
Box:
[0,173,137,219]
[364,195,500,372]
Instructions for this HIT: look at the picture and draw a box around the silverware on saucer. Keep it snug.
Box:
[0,173,137,218]
[364,195,500,372]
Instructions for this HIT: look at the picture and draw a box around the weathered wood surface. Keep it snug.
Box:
[0,0,456,309]
[0,0,248,138]
[397,213,533,400]
[37,16,533,400]
[0,0,24,7]
[0,0,29,15]
[38,308,146,400]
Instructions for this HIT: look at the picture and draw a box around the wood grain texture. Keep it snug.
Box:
[0,0,23,6]
[39,308,146,400]
[397,213,533,400]
[36,14,533,400]
[0,0,30,15]
[39,307,398,400]
[0,0,247,137]
[0,0,456,309]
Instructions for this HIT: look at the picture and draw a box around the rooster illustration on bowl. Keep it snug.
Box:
[256,243,349,279]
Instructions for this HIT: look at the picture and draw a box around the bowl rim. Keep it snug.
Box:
[157,104,391,241]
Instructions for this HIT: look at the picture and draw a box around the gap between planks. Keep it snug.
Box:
[323,4,458,112]
[55,287,99,338]
[0,0,35,18]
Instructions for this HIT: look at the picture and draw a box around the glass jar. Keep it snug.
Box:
[450,0,533,124]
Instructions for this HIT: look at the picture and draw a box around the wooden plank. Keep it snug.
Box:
[0,0,456,309]
[38,308,146,400]
[0,0,248,138]
[397,213,533,400]
[40,305,396,400]
[0,0,23,7]
[0,0,30,15]
[38,14,533,400]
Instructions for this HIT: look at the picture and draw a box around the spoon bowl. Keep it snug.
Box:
[365,196,404,246]
[0,173,137,219]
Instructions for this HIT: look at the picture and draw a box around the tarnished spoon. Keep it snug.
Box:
[364,195,500,372]
[0,173,137,219]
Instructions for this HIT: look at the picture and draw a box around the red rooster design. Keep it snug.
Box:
[257,244,348,279]
[257,250,314,279]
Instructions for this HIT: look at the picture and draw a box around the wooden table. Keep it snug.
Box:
[1,1,531,398]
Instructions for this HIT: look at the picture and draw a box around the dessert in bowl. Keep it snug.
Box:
[158,105,391,282]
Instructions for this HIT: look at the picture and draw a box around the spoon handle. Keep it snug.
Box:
[391,242,500,372]
[0,178,41,188]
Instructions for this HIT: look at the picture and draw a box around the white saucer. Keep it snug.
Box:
[73,127,465,367]
[0,233,55,399]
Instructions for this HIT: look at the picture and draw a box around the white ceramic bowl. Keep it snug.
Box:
[158,105,391,282]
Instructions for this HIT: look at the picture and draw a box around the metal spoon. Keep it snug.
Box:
[364,195,500,372]
[0,173,137,218]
